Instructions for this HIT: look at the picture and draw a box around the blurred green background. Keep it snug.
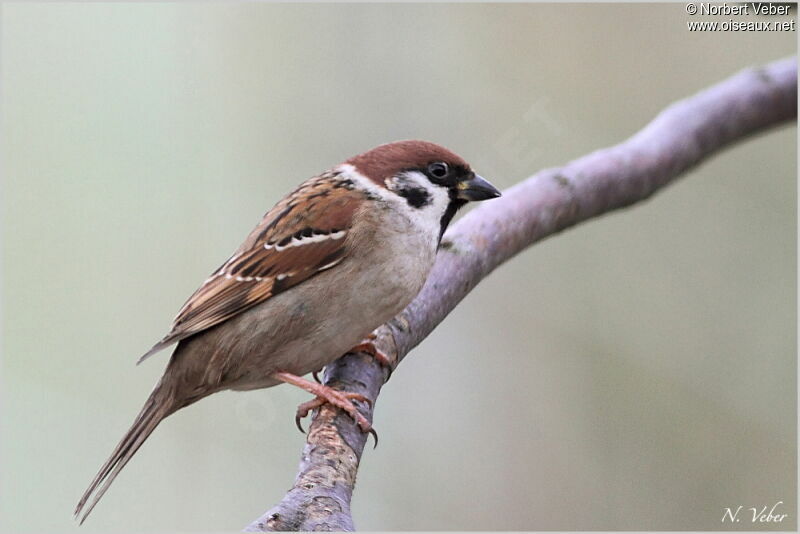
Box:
[1,3,796,532]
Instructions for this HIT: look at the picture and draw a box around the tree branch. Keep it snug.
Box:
[245,57,797,532]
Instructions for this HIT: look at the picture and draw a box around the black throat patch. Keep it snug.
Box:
[439,195,467,243]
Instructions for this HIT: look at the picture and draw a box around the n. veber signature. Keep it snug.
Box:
[722,501,788,524]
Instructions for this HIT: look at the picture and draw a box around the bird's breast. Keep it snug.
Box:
[211,208,439,390]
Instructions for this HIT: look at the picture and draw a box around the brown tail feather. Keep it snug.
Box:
[74,383,174,524]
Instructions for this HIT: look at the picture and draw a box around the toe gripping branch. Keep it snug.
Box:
[349,333,396,380]
[277,334,396,449]
[273,371,379,447]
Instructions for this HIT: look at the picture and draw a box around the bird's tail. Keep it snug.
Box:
[74,380,175,524]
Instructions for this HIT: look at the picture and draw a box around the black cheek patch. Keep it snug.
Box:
[398,186,431,209]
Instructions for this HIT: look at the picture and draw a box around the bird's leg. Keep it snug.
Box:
[350,333,395,379]
[272,371,374,435]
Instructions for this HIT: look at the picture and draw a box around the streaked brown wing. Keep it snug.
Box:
[138,172,363,363]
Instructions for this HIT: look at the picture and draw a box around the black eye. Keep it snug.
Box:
[428,162,449,179]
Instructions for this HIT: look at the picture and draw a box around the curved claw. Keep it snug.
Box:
[368,427,379,449]
[351,393,373,409]
[272,371,379,443]
[312,370,322,384]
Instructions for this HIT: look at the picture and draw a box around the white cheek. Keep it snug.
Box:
[337,164,450,240]
[424,178,451,214]
[399,170,450,235]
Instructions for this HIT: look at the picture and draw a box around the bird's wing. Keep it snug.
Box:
[138,173,364,363]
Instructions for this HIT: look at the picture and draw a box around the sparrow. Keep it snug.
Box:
[74,140,501,523]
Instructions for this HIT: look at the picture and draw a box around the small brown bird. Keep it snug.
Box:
[74,140,500,523]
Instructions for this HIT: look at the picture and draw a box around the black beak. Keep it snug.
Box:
[456,174,502,201]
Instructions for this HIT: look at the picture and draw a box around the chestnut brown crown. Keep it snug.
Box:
[346,140,500,203]
[347,140,471,185]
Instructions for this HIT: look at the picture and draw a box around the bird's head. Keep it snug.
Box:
[345,140,501,239]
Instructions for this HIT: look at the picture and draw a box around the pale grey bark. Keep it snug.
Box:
[245,57,797,532]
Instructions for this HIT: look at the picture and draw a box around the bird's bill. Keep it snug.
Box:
[456,174,502,201]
